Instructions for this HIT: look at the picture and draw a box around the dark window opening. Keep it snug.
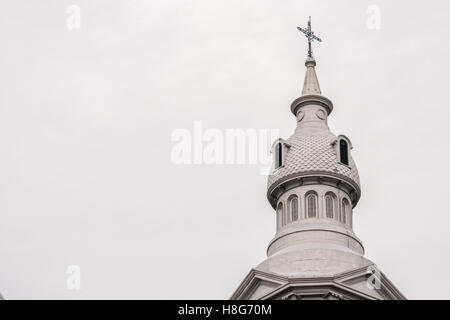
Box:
[339,140,349,165]
[275,143,283,168]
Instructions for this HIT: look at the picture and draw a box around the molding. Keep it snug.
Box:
[291,94,334,116]
[266,226,365,256]
[230,269,286,300]
[260,279,378,300]
[230,265,406,300]
[267,171,361,209]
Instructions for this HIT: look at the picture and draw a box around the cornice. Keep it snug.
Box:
[291,94,334,116]
[267,170,361,209]
[266,227,365,256]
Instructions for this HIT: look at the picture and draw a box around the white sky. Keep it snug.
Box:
[0,0,449,299]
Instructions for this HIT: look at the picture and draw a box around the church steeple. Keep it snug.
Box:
[231,19,405,300]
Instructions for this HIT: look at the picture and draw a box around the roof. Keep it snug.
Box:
[267,128,361,192]
[256,247,370,278]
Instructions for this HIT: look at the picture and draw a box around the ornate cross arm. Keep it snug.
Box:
[297,16,322,58]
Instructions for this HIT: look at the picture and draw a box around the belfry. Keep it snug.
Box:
[231,18,405,300]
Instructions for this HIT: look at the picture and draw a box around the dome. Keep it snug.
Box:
[267,127,361,208]
[256,247,372,278]
[268,129,360,188]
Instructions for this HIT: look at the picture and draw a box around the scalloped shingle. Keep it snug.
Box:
[268,130,360,190]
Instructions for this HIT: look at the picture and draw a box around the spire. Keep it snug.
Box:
[297,17,322,96]
[290,56,333,116]
[301,57,321,95]
[293,16,331,115]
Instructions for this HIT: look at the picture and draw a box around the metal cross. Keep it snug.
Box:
[297,16,322,58]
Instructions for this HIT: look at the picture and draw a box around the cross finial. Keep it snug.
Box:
[297,16,322,58]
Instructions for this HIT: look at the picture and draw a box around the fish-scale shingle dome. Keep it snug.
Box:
[267,129,360,194]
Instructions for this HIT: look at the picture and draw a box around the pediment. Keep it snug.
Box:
[231,265,405,300]
[334,265,406,300]
[230,269,286,300]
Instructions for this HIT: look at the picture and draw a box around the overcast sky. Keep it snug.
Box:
[0,0,449,299]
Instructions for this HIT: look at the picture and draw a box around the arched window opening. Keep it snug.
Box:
[276,202,283,230]
[342,199,350,225]
[306,193,318,218]
[325,194,335,219]
[285,204,290,225]
[339,139,349,166]
[281,202,287,226]
[349,209,353,228]
[275,143,283,169]
[289,196,299,222]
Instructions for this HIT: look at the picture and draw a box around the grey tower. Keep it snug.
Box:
[230,55,405,300]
